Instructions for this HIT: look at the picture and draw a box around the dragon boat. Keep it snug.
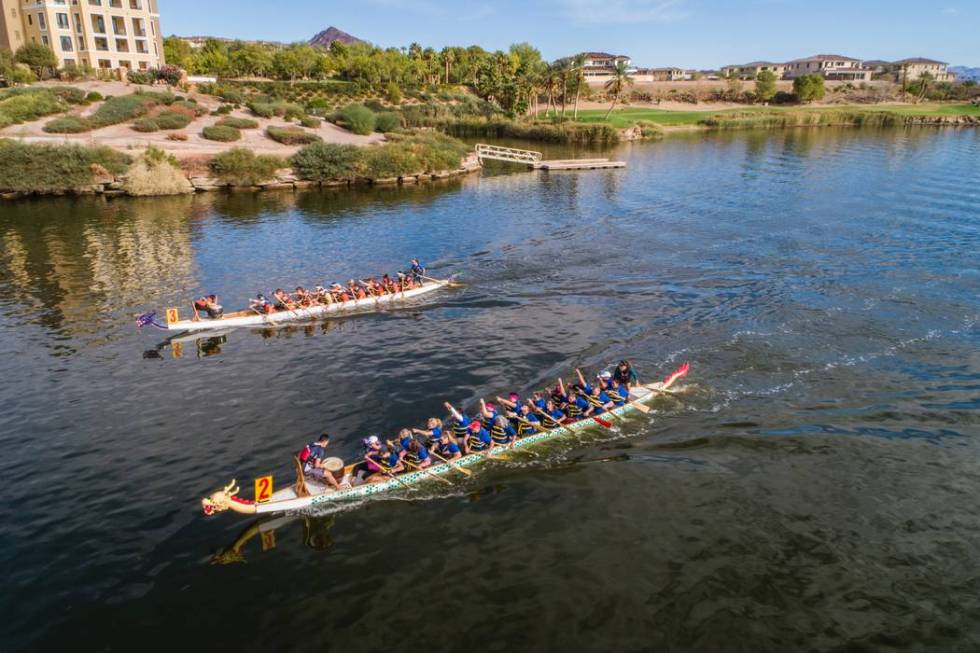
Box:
[201,364,690,518]
[150,278,453,333]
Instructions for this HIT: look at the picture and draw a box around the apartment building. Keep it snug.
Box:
[0,0,164,71]
[579,52,632,82]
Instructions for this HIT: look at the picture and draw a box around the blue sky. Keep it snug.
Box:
[160,0,979,68]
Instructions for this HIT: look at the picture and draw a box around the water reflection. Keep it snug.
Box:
[210,513,338,565]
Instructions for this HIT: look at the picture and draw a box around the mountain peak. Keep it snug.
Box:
[309,26,362,48]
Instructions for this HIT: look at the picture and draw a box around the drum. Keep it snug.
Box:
[323,457,344,482]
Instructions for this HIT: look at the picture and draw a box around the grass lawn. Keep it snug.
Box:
[568,103,980,127]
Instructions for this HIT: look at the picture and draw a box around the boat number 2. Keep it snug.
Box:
[254,475,273,503]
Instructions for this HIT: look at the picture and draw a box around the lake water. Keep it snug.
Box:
[1,127,978,652]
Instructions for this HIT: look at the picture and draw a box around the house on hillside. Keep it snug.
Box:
[784,54,872,81]
[720,61,787,80]
[579,52,632,82]
[891,58,955,82]
[633,67,686,82]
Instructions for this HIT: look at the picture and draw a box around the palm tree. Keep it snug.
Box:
[603,61,634,119]
[572,54,587,119]
[556,57,573,122]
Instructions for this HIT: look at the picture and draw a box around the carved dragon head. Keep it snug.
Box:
[201,479,239,516]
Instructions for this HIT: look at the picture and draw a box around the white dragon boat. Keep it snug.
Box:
[158,278,452,333]
[201,365,689,518]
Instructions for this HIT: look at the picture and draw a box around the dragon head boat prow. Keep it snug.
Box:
[202,479,257,516]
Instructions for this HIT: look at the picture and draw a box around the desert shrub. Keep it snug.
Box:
[87,92,172,128]
[172,99,208,116]
[364,99,386,112]
[266,125,322,145]
[216,116,259,129]
[339,104,376,134]
[362,143,418,177]
[123,147,193,196]
[10,64,36,84]
[201,124,242,142]
[0,139,130,192]
[306,97,331,114]
[154,111,193,129]
[127,69,155,85]
[214,104,233,115]
[42,115,91,133]
[374,111,402,133]
[0,90,66,126]
[86,91,104,103]
[131,117,159,132]
[299,116,321,128]
[386,81,402,104]
[209,147,286,185]
[248,100,305,119]
[290,142,364,181]
[167,132,189,141]
[46,86,86,104]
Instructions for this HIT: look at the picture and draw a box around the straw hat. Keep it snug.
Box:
[323,457,344,472]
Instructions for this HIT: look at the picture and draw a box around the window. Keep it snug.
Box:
[64,58,75,66]
[138,61,148,70]
[115,38,129,52]
[89,1,102,6]
[95,36,108,50]
[91,15,105,32]
[132,17,145,36]
[119,60,131,69]
[77,36,85,50]
[57,13,69,29]
[135,39,147,53]
[27,14,32,25]
[74,13,81,31]
[37,13,46,29]
[61,36,73,51]
[112,16,125,35]
[110,0,122,7]
[98,58,111,68]
[129,0,141,8]
[41,35,49,46]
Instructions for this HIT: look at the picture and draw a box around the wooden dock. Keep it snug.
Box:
[475,144,626,171]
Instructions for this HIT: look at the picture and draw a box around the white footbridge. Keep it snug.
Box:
[475,143,626,170]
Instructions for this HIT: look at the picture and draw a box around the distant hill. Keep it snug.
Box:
[950,66,980,81]
[309,27,363,49]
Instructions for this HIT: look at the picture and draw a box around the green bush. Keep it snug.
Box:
[362,144,418,177]
[266,125,322,145]
[154,111,193,129]
[85,91,104,103]
[42,115,91,133]
[214,104,233,115]
[47,86,87,104]
[10,65,36,85]
[386,81,402,104]
[131,117,160,132]
[247,99,305,119]
[306,97,331,114]
[374,111,402,133]
[88,92,169,128]
[127,69,155,85]
[209,147,286,186]
[201,125,242,142]
[290,142,363,181]
[0,139,130,192]
[172,99,208,116]
[339,104,376,134]
[216,116,259,129]
[0,90,66,126]
[299,116,321,128]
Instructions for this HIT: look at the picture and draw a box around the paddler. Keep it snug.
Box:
[444,401,473,449]
[410,258,425,283]
[412,418,444,452]
[534,398,567,428]
[490,415,517,448]
[575,368,614,416]
[249,293,274,314]
[511,403,541,436]
[364,442,404,483]
[607,377,629,406]
[436,430,462,460]
[403,439,432,469]
[613,360,639,390]
[272,288,293,311]
[194,294,223,319]
[464,419,492,454]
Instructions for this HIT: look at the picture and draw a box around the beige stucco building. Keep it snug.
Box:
[784,54,872,82]
[0,0,164,71]
[720,61,787,80]
[892,58,955,82]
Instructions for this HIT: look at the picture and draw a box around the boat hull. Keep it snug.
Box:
[168,280,449,332]
[250,383,667,515]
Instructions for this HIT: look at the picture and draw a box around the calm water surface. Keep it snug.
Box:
[1,128,978,652]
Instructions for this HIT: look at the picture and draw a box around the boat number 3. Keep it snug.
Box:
[254,475,273,503]
[165,307,179,325]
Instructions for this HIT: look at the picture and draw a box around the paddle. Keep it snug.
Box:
[421,274,461,288]
[401,458,454,486]
[428,448,473,476]
[625,363,690,411]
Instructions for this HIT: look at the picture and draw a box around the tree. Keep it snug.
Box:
[0,48,14,79]
[228,42,272,78]
[163,36,193,69]
[725,70,743,99]
[755,70,777,103]
[603,61,634,119]
[571,53,587,118]
[793,74,825,103]
[14,43,57,78]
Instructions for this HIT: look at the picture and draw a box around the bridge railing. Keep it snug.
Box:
[475,143,543,164]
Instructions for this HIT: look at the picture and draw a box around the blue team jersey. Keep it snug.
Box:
[417,447,430,461]
[431,426,443,438]
[574,396,589,412]
[440,441,460,455]
[399,437,413,449]
[386,451,400,468]
[534,398,547,409]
